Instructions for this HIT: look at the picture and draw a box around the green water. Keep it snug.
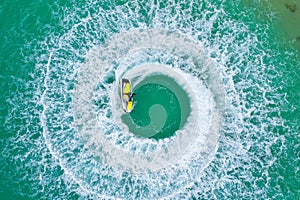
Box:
[129,83,181,139]
[0,0,299,199]
[122,74,190,139]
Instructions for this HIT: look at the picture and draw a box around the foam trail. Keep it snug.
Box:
[40,51,100,196]
[35,29,223,198]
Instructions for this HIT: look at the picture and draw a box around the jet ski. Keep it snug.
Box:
[120,78,135,113]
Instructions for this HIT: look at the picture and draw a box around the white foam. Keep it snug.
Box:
[40,51,101,196]
[33,23,228,198]
[73,29,224,174]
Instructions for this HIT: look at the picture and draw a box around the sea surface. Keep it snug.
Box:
[0,0,299,199]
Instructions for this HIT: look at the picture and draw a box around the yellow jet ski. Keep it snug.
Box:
[120,78,135,113]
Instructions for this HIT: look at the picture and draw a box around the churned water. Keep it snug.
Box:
[0,0,299,199]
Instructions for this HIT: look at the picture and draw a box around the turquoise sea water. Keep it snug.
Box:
[122,74,191,139]
[0,0,299,199]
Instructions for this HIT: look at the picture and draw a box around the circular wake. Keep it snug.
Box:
[42,28,224,197]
